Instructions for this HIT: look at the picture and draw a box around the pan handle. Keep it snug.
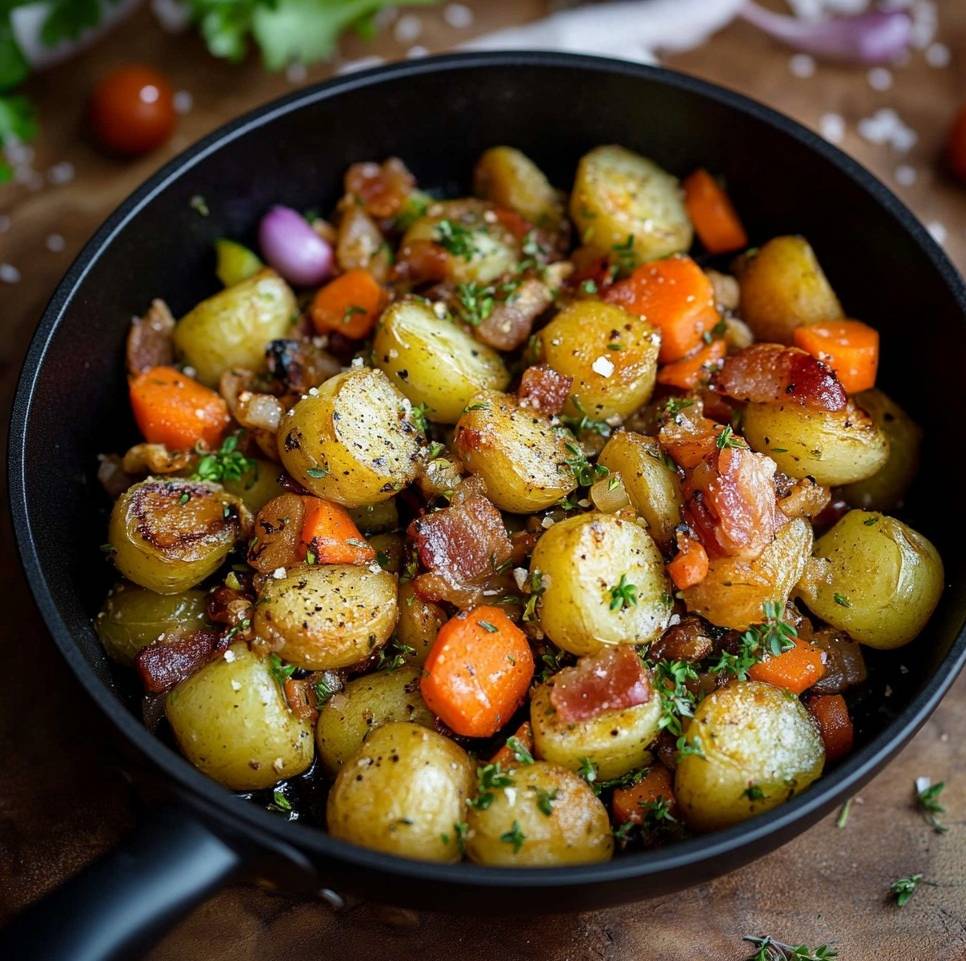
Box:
[0,804,242,961]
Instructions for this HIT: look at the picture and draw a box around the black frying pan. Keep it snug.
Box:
[4,52,966,961]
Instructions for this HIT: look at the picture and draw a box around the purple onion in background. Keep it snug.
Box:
[740,3,912,64]
[258,205,334,287]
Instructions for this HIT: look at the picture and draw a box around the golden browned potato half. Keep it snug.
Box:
[278,366,422,507]
[742,399,889,487]
[465,761,613,866]
[396,581,447,665]
[316,666,435,774]
[530,512,671,655]
[796,510,943,649]
[735,236,843,343]
[538,300,660,421]
[326,722,475,863]
[570,145,692,263]
[173,269,296,385]
[454,390,577,512]
[473,147,566,233]
[531,678,663,780]
[839,390,922,512]
[598,430,683,546]
[401,198,519,285]
[373,298,509,424]
[683,517,813,631]
[675,681,825,832]
[165,643,315,791]
[96,584,208,665]
[108,478,247,594]
[254,563,398,669]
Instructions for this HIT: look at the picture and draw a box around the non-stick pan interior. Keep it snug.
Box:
[10,54,966,906]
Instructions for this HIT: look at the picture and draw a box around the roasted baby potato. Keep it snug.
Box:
[531,678,663,780]
[254,564,398,669]
[396,581,447,665]
[108,477,247,594]
[326,722,475,862]
[530,512,671,655]
[742,399,889,487]
[454,390,577,512]
[348,498,399,534]
[173,269,296,385]
[278,366,422,507]
[316,666,434,774]
[570,145,692,263]
[538,300,660,420]
[222,457,285,513]
[598,430,682,546]
[839,389,922,511]
[96,583,208,665]
[401,198,519,285]
[473,146,565,233]
[166,642,315,790]
[683,518,813,631]
[373,298,509,424]
[675,680,825,831]
[735,236,843,343]
[796,510,943,649]
[465,761,613,866]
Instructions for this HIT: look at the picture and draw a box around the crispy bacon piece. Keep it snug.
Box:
[266,339,341,396]
[126,299,175,376]
[476,277,554,351]
[136,629,227,694]
[778,476,831,520]
[550,646,652,724]
[409,476,513,609]
[344,157,415,220]
[658,412,721,469]
[393,239,450,285]
[685,446,780,559]
[713,343,847,411]
[517,364,573,415]
[284,671,344,724]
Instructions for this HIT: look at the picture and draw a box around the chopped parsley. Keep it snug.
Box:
[743,784,766,801]
[478,619,499,633]
[193,432,254,484]
[564,441,609,487]
[409,403,430,433]
[653,659,699,737]
[610,234,637,276]
[463,401,490,412]
[833,593,851,608]
[453,820,469,855]
[890,874,922,908]
[454,282,495,326]
[662,396,694,418]
[915,781,947,833]
[715,424,747,450]
[580,279,599,295]
[711,601,797,680]
[313,676,337,706]
[533,787,558,816]
[305,466,328,478]
[578,756,598,785]
[268,653,296,688]
[499,820,526,853]
[271,789,292,812]
[522,569,545,622]
[676,734,704,760]
[506,736,534,765]
[608,573,638,611]
[376,640,416,672]
[469,763,514,810]
[435,219,477,259]
[561,396,612,438]
[742,936,838,961]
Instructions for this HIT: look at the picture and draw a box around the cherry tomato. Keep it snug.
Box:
[89,65,176,156]
[947,101,966,184]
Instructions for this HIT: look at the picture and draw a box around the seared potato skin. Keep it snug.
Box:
[326,722,475,863]
[570,145,692,263]
[531,512,671,656]
[222,458,285,513]
[742,399,889,487]
[454,390,577,513]
[538,300,660,420]
[683,518,813,631]
[254,564,398,669]
[465,761,613,866]
[675,681,825,832]
[396,581,446,665]
[531,679,662,780]
[278,367,422,507]
[373,298,509,424]
[96,583,208,665]
[839,390,922,511]
[735,236,843,343]
[598,431,682,546]
[473,147,565,232]
[796,510,943,649]
[173,269,296,386]
[165,643,315,790]
[316,666,434,774]
[109,478,247,594]
[402,198,519,285]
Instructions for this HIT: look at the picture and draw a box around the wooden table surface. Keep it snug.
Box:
[1,3,964,958]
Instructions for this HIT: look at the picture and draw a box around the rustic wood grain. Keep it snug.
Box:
[1,3,964,958]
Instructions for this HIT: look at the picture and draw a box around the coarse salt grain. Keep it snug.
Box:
[513,567,528,590]
[867,67,893,91]
[789,53,815,78]
[541,516,555,529]
[925,42,950,67]
[915,776,931,794]
[173,90,193,114]
[46,233,65,253]
[819,113,845,144]
[895,164,917,186]
[394,13,422,42]
[433,301,448,319]
[927,220,947,244]
[591,355,615,377]
[231,680,242,691]
[273,757,285,772]
[223,648,236,662]
[0,264,21,284]
[444,3,474,28]
[272,567,287,579]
